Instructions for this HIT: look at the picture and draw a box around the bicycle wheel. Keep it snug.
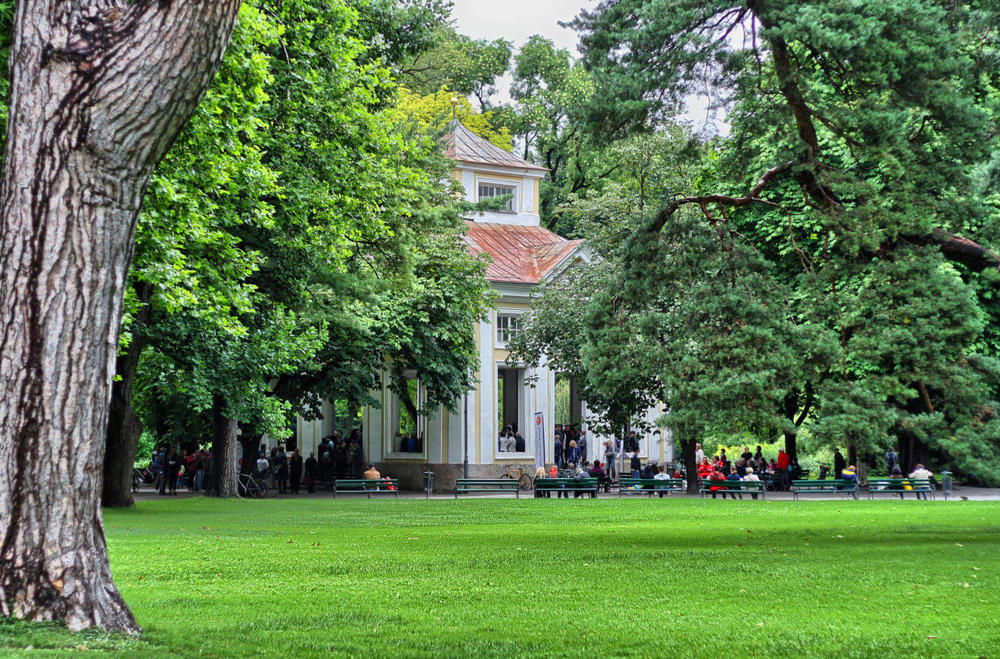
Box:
[132,471,141,493]
[518,474,532,491]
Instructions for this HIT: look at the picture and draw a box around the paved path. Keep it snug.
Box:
[132,484,1000,502]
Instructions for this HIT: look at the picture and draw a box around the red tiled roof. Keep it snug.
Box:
[443,120,548,172]
[464,221,583,284]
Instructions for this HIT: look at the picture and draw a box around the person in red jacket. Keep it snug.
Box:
[776,449,790,492]
[708,469,729,498]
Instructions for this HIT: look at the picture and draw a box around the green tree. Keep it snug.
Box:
[562,0,1000,480]
[399,26,512,109]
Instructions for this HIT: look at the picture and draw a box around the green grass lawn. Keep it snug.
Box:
[2,497,999,657]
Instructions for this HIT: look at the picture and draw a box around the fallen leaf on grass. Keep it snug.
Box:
[757,622,764,627]
[927,636,935,640]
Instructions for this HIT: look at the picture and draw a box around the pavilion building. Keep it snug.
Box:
[295,119,671,489]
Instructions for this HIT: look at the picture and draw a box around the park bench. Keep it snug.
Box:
[699,480,766,499]
[454,478,523,498]
[867,478,935,500]
[534,477,599,498]
[617,478,684,497]
[332,478,400,499]
[792,479,859,500]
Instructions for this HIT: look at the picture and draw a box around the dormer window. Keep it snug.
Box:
[478,182,517,213]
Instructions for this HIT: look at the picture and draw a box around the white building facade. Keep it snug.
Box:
[296,120,671,489]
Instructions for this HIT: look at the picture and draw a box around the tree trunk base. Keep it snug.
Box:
[1,526,139,634]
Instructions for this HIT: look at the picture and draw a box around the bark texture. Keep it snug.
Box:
[0,0,241,633]
[211,396,238,498]
[102,282,152,508]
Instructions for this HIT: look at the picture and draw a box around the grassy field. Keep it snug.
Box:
[2,497,999,657]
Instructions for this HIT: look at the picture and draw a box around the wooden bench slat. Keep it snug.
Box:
[867,478,935,499]
[617,478,684,496]
[792,479,859,500]
[332,478,399,499]
[698,480,766,499]
[455,478,522,498]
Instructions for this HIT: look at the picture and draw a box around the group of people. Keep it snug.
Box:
[149,446,212,495]
[552,424,590,466]
[552,429,653,484]
[315,431,366,482]
[497,425,526,453]
[253,444,306,494]
[532,454,683,498]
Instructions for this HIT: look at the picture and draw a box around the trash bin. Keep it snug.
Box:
[423,470,434,498]
[941,471,953,500]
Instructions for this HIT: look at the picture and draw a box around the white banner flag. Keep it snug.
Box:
[533,411,545,469]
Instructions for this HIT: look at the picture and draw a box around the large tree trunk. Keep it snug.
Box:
[102,282,152,508]
[0,0,241,633]
[210,396,238,498]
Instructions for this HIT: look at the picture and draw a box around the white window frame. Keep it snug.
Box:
[476,177,520,213]
[496,313,522,347]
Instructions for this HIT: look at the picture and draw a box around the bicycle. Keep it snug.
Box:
[238,472,270,498]
[500,465,533,491]
[132,466,153,493]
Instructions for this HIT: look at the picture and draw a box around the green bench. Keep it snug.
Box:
[699,480,766,499]
[455,478,523,498]
[534,477,599,497]
[332,478,399,499]
[867,478,935,500]
[617,478,684,497]
[792,479,859,500]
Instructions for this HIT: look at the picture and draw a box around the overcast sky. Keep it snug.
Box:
[449,0,596,55]
[446,0,724,134]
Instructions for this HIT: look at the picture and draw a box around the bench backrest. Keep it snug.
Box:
[868,478,933,489]
[456,479,519,488]
[702,480,764,490]
[793,479,856,487]
[620,478,683,488]
[336,478,398,488]
[536,478,598,487]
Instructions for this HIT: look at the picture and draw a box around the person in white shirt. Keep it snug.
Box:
[695,442,705,464]
[742,467,761,500]
[908,464,934,500]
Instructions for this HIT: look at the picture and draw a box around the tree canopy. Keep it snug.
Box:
[510,0,1000,485]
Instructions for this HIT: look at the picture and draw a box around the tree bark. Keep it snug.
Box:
[681,438,698,494]
[102,282,152,508]
[210,396,238,498]
[0,0,241,633]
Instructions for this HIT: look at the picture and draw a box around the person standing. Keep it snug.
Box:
[304,452,318,493]
[833,449,846,480]
[566,440,581,467]
[625,431,639,454]
[289,449,303,494]
[604,441,617,482]
[554,433,564,468]
[154,446,166,495]
[695,442,705,464]
[885,447,899,473]
[165,446,181,495]
[577,430,588,464]
[776,448,790,492]
[273,446,289,494]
